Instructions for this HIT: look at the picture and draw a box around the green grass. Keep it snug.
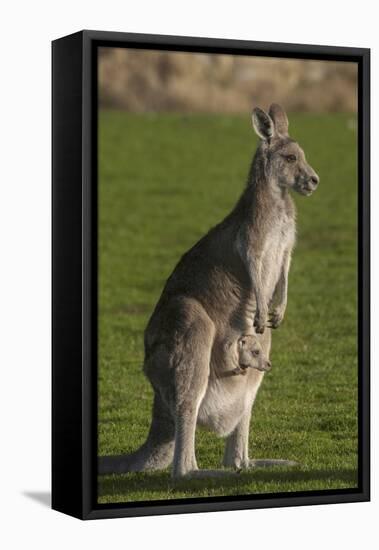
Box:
[98,111,358,503]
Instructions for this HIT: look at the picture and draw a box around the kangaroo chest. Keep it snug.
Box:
[260,213,295,299]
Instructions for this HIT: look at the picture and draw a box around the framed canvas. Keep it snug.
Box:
[52,30,370,520]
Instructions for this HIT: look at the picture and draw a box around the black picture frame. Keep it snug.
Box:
[52,30,370,520]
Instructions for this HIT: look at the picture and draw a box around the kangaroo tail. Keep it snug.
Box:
[98,393,175,475]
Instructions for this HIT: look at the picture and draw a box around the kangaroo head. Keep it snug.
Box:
[237,335,271,372]
[252,104,319,196]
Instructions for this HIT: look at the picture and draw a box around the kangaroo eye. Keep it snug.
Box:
[285,154,297,163]
[252,350,260,356]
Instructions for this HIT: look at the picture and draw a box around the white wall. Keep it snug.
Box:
[0,1,376,548]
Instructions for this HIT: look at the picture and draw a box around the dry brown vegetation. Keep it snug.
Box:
[99,47,357,113]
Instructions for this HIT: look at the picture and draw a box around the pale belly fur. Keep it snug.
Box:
[196,219,294,438]
[197,369,264,437]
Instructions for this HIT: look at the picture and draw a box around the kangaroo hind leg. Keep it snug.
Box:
[170,300,236,479]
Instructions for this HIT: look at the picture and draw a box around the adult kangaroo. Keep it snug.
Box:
[99,104,319,478]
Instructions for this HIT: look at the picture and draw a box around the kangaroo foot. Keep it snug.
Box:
[176,469,238,479]
[248,459,298,468]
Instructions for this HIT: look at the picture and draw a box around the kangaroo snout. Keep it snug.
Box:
[255,359,272,372]
[309,172,319,187]
[262,359,272,372]
[310,174,319,186]
[301,171,319,195]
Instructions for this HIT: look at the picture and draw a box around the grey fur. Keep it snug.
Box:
[98,104,319,478]
[233,334,272,375]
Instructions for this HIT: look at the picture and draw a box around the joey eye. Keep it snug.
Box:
[285,154,297,163]
[252,350,260,357]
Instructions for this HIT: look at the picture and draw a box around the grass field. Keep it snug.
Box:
[97,111,358,504]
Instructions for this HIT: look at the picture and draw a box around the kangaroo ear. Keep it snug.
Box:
[252,108,275,141]
[268,103,289,136]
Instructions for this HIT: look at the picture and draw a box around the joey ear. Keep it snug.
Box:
[252,107,275,141]
[268,103,289,136]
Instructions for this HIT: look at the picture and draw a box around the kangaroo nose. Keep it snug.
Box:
[310,175,319,186]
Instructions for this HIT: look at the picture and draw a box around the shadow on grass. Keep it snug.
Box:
[98,467,358,500]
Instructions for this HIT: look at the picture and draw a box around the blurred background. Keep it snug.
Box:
[99,47,357,113]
